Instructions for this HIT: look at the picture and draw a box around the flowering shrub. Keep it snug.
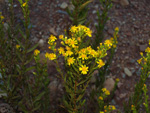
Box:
[45,25,118,112]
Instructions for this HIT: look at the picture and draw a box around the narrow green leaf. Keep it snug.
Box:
[27,43,39,53]
[33,92,45,104]
[19,29,26,39]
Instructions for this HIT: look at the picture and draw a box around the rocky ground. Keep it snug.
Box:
[0,0,150,113]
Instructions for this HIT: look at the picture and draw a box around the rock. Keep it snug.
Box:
[119,93,127,99]
[92,10,97,14]
[139,45,147,52]
[104,78,115,92]
[60,2,68,9]
[3,23,9,30]
[48,80,58,92]
[124,68,132,77]
[120,0,129,6]
[38,39,45,48]
[49,27,57,36]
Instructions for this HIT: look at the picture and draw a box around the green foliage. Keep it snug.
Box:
[67,0,93,25]
[0,0,50,112]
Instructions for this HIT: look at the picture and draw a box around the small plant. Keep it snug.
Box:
[124,40,150,113]
[45,25,117,113]
[0,0,50,112]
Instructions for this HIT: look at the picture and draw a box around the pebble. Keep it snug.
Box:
[92,10,97,14]
[60,2,68,9]
[120,0,129,6]
[119,93,127,99]
[49,27,57,36]
[48,80,58,92]
[124,67,132,77]
[57,10,68,15]
[38,39,45,48]
[104,78,115,92]
[3,23,9,30]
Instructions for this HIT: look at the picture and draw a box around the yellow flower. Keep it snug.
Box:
[59,35,64,39]
[109,105,116,110]
[67,57,75,66]
[66,46,71,51]
[45,53,56,60]
[115,27,119,31]
[58,47,64,54]
[102,88,106,92]
[78,54,88,60]
[22,2,27,7]
[97,59,105,68]
[79,65,89,75]
[116,78,120,82]
[89,49,97,57]
[16,45,20,49]
[86,28,92,37]
[65,50,73,56]
[145,47,150,53]
[34,49,40,56]
[99,96,103,100]
[48,35,57,43]
[0,15,4,20]
[100,111,104,113]
[104,40,112,47]
[68,38,77,48]
[137,58,142,64]
[105,90,110,95]
[70,26,77,32]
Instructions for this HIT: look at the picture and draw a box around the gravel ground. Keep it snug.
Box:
[0,0,150,112]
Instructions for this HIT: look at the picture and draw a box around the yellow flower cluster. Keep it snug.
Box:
[102,88,110,95]
[137,40,150,66]
[45,52,56,60]
[45,25,118,75]
[100,105,116,113]
[34,49,40,56]
[70,25,92,37]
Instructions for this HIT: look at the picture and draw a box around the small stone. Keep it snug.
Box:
[48,80,58,92]
[60,2,68,9]
[38,39,45,48]
[119,93,127,99]
[124,67,132,77]
[3,23,9,30]
[92,10,97,14]
[139,45,147,52]
[117,82,123,88]
[49,27,57,36]
[120,0,129,6]
[104,78,115,92]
